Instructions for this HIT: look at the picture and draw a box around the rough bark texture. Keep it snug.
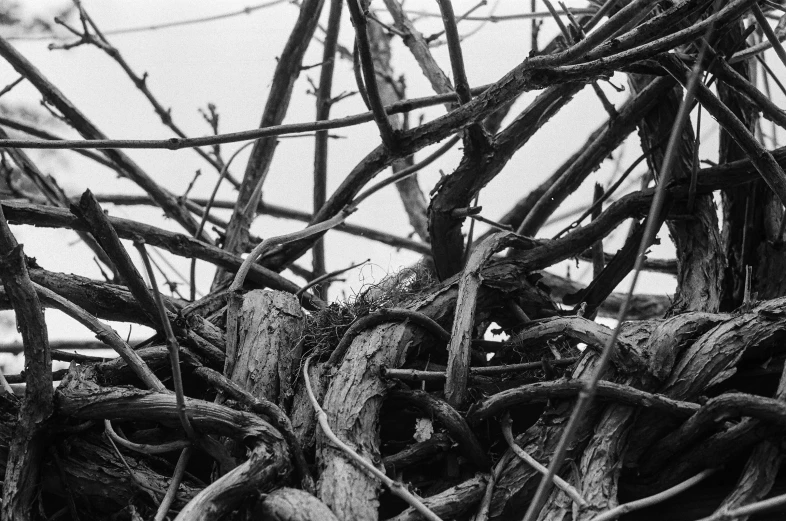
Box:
[629,73,724,314]
[230,290,304,409]
[6,2,786,520]
[256,487,339,521]
[316,261,558,521]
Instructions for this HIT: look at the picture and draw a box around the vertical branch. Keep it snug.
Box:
[191,142,255,301]
[0,206,53,521]
[531,0,540,53]
[435,0,473,105]
[591,183,605,279]
[214,0,326,289]
[313,0,344,299]
[445,232,523,407]
[346,0,396,149]
[135,242,195,440]
[366,9,431,242]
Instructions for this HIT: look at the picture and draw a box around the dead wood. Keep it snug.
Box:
[4,2,786,520]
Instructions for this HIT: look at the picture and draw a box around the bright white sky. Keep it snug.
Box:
[4,1,777,369]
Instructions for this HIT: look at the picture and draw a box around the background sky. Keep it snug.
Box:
[3,0,776,374]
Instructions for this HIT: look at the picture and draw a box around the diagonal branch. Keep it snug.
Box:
[347,0,396,149]
[0,35,204,239]
[215,0,326,288]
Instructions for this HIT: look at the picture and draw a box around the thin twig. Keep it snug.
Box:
[135,242,196,439]
[224,208,355,378]
[352,135,460,205]
[32,282,166,392]
[751,3,786,71]
[402,8,595,23]
[697,489,786,521]
[190,141,255,300]
[303,356,443,521]
[346,0,396,148]
[154,447,192,521]
[295,259,368,297]
[381,358,578,382]
[0,76,24,97]
[55,1,241,188]
[101,1,288,37]
[500,413,587,506]
[313,0,344,298]
[104,430,161,503]
[104,420,189,455]
[0,115,117,169]
[435,0,474,105]
[590,469,716,521]
[542,0,572,42]
[468,213,513,231]
[0,84,492,150]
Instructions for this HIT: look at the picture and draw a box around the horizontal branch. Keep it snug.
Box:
[0,85,491,150]
[467,380,699,425]
[0,201,325,310]
[92,194,432,256]
[381,358,578,383]
[644,392,786,472]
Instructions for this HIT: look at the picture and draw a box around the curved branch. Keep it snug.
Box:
[468,380,699,425]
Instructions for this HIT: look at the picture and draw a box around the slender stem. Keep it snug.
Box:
[590,469,716,521]
[353,135,460,205]
[154,447,193,521]
[751,3,786,71]
[696,489,786,521]
[346,0,396,148]
[135,242,195,440]
[32,283,165,392]
[295,259,368,297]
[0,85,493,150]
[500,413,586,506]
[190,142,254,300]
[542,0,572,42]
[313,0,344,298]
[104,420,189,455]
[435,0,473,104]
